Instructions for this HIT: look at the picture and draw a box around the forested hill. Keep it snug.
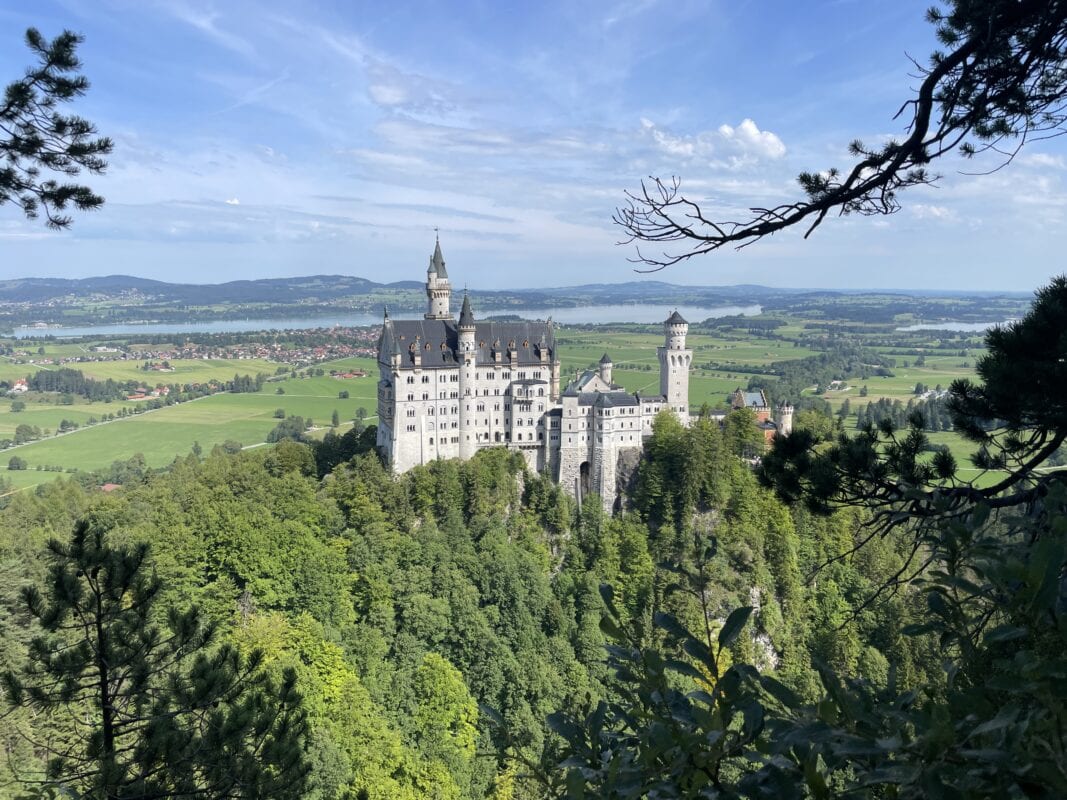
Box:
[0,275,422,304]
[0,415,938,798]
[0,274,1032,329]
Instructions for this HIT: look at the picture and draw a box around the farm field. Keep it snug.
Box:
[0,316,997,490]
[2,357,378,483]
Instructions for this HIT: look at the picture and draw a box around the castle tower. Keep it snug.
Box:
[658,310,692,422]
[457,292,477,459]
[425,236,452,320]
[777,401,794,436]
[599,353,613,386]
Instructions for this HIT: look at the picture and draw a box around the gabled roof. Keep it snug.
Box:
[380,318,556,370]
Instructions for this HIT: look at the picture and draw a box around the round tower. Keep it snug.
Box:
[425,236,452,319]
[658,310,692,422]
[777,401,794,436]
[598,352,613,386]
[457,292,477,459]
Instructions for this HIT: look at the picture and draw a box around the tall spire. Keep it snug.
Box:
[430,233,448,278]
[459,291,475,328]
[425,233,453,319]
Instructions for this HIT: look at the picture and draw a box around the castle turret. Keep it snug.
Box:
[777,401,794,436]
[658,310,692,422]
[425,236,452,319]
[458,292,477,459]
[599,353,613,386]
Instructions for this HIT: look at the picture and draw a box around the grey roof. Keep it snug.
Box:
[428,238,448,278]
[380,318,556,370]
[576,391,640,408]
[459,293,475,328]
[599,352,612,364]
[666,310,688,325]
[734,389,769,409]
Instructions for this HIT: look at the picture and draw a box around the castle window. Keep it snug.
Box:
[422,375,430,383]
[522,340,528,347]
[406,376,415,384]
[534,371,542,379]
[407,393,414,401]
[429,437,434,445]
[428,407,434,415]
[406,409,415,417]
[422,392,429,400]
[406,424,416,432]
[424,342,430,350]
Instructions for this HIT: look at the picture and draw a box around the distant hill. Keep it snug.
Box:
[0,273,1033,331]
[0,275,424,305]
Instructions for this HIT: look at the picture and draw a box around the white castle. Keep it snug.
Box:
[376,238,695,511]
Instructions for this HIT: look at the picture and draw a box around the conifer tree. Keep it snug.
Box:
[2,518,309,799]
[1,29,112,228]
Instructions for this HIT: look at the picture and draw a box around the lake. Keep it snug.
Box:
[895,320,1017,332]
[12,303,762,339]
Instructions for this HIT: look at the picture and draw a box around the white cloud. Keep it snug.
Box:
[639,117,786,168]
[1020,152,1066,170]
[225,197,240,205]
[717,119,786,160]
[910,203,955,221]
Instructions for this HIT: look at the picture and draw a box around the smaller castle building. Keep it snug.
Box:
[730,388,794,443]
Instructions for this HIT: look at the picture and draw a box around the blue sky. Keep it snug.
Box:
[0,0,1064,291]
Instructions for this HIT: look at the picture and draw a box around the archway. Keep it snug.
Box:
[579,460,591,498]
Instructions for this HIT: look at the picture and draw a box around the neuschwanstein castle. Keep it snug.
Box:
[376,239,788,511]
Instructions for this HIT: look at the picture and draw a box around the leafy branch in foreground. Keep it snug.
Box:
[1,518,309,799]
[1,28,112,229]
[616,0,1067,268]
[760,275,1067,540]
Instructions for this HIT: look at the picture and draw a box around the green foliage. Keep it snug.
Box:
[1,28,112,228]
[2,516,309,798]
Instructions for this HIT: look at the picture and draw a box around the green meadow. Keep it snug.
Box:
[2,357,378,481]
[0,321,992,490]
